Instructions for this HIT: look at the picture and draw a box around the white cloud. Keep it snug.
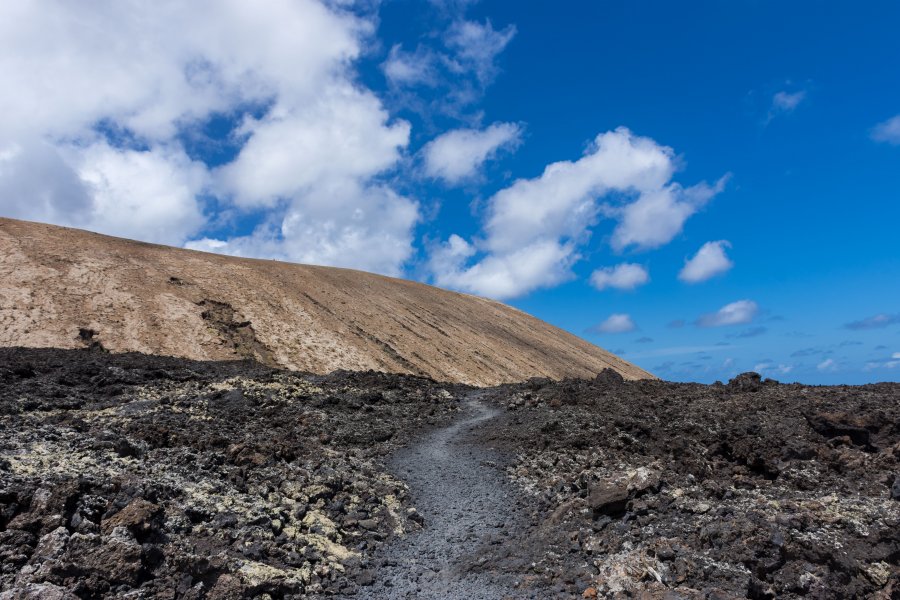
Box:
[610,176,728,251]
[697,300,758,327]
[382,16,515,116]
[817,358,837,372]
[679,240,733,283]
[422,122,521,184]
[431,235,575,299]
[893,352,900,360]
[589,263,649,291]
[484,129,674,254]
[593,313,636,334]
[0,140,93,228]
[871,115,900,145]
[771,90,806,113]
[444,19,516,85]
[866,359,900,371]
[187,181,418,276]
[76,142,209,245]
[216,87,410,208]
[0,0,363,142]
[0,0,418,274]
[382,44,437,87]
[0,138,208,246]
[429,128,725,298]
[754,362,794,376]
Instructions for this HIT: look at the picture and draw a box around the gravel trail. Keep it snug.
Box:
[355,393,543,599]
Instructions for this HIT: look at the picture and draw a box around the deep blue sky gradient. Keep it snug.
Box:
[364,0,900,383]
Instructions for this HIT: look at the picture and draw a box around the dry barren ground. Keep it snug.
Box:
[0,217,651,386]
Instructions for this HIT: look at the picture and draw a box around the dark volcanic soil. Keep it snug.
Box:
[476,371,900,599]
[1,348,899,599]
[0,348,465,599]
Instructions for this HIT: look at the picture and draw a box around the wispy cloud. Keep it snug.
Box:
[728,326,768,339]
[791,347,824,358]
[871,115,900,145]
[817,358,837,372]
[772,90,806,112]
[766,88,807,123]
[844,313,900,330]
[754,361,794,376]
[627,345,735,359]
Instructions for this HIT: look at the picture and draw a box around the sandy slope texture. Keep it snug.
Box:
[0,218,653,386]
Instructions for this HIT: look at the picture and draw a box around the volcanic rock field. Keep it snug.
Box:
[1,347,898,599]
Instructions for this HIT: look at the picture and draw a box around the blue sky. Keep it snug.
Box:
[0,1,898,383]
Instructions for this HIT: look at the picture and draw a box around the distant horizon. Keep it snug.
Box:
[0,1,897,384]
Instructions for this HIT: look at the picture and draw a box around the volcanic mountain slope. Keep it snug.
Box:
[0,218,652,386]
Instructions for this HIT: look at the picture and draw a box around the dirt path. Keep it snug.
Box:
[354,394,545,599]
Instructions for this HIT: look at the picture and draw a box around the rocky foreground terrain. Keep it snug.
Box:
[1,347,898,599]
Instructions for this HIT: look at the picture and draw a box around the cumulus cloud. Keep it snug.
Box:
[871,115,900,145]
[430,128,725,298]
[697,300,758,327]
[591,313,636,334]
[430,235,575,299]
[679,240,733,283]
[77,142,210,245]
[422,122,521,184]
[589,263,649,291]
[187,181,419,276]
[0,0,420,274]
[844,313,900,330]
[216,87,410,208]
[610,176,728,251]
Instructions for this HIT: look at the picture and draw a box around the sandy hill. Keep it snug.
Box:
[0,218,653,385]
